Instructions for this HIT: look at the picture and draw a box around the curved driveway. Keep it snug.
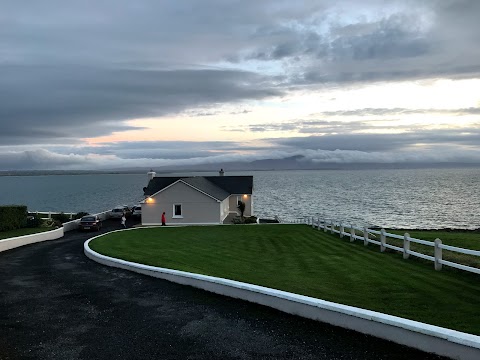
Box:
[0,220,446,360]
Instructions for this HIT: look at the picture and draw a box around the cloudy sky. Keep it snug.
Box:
[1,0,480,170]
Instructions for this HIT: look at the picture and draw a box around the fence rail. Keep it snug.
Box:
[293,216,480,276]
[28,211,77,219]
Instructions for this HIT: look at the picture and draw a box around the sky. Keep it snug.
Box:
[1,0,480,170]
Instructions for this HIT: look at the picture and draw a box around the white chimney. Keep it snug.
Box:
[147,169,156,181]
[219,168,224,176]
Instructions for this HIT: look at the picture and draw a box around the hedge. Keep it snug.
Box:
[0,205,28,232]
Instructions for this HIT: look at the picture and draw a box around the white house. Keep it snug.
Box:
[140,171,253,225]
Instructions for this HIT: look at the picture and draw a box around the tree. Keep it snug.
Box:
[237,201,246,219]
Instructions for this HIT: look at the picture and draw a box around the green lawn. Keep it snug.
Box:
[89,224,480,335]
[0,227,52,240]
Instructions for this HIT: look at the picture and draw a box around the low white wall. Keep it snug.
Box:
[84,235,480,360]
[63,219,80,232]
[0,227,64,253]
[96,211,110,221]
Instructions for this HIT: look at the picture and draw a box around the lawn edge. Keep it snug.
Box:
[84,230,480,360]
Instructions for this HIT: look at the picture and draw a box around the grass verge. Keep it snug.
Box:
[0,227,52,240]
[89,224,480,335]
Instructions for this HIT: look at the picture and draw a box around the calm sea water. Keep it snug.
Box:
[0,168,479,229]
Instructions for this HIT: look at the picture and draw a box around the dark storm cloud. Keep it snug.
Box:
[246,14,430,63]
[0,64,280,144]
[236,1,480,84]
[328,15,431,62]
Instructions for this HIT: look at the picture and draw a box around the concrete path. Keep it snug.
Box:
[0,220,446,359]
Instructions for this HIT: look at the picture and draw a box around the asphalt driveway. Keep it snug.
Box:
[0,220,446,359]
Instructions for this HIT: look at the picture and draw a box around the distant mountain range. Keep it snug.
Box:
[1,155,479,176]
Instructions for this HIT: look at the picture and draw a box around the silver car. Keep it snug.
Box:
[131,205,141,217]
[109,205,131,218]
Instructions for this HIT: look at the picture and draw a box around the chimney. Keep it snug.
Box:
[147,169,156,181]
[219,168,224,176]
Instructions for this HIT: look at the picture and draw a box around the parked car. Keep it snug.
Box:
[79,215,102,231]
[109,205,131,218]
[131,205,141,217]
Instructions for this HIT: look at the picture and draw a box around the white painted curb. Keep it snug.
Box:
[84,233,480,360]
[0,227,64,252]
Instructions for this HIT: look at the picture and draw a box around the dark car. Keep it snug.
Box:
[79,215,102,231]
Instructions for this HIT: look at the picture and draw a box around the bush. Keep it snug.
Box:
[26,214,42,228]
[40,218,60,228]
[73,212,89,220]
[0,205,27,231]
[244,216,258,224]
[231,216,258,225]
[51,212,71,224]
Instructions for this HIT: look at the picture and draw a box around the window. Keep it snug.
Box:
[173,204,182,218]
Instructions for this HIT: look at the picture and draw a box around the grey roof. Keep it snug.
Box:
[204,176,253,195]
[144,175,253,200]
[143,177,181,196]
[182,177,230,201]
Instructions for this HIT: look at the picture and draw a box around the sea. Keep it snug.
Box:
[0,168,479,229]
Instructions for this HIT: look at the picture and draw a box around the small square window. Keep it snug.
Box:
[173,204,182,217]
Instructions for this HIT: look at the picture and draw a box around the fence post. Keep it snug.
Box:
[311,217,314,228]
[48,211,51,219]
[317,217,321,230]
[350,225,355,242]
[434,238,442,270]
[324,218,327,232]
[340,223,344,238]
[330,220,334,234]
[363,227,369,246]
[380,228,386,252]
[403,233,410,259]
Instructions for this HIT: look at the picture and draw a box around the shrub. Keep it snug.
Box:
[232,216,257,225]
[244,216,257,224]
[0,205,27,231]
[26,214,42,228]
[51,212,71,224]
[40,218,59,228]
[73,212,89,220]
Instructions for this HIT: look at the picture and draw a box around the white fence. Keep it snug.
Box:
[294,216,480,276]
[28,211,77,219]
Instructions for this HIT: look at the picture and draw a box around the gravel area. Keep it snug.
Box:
[0,219,447,359]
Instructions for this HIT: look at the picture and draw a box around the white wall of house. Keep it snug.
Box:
[142,181,221,225]
[220,197,230,222]
[228,194,252,217]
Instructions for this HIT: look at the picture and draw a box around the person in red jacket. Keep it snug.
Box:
[161,211,166,226]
